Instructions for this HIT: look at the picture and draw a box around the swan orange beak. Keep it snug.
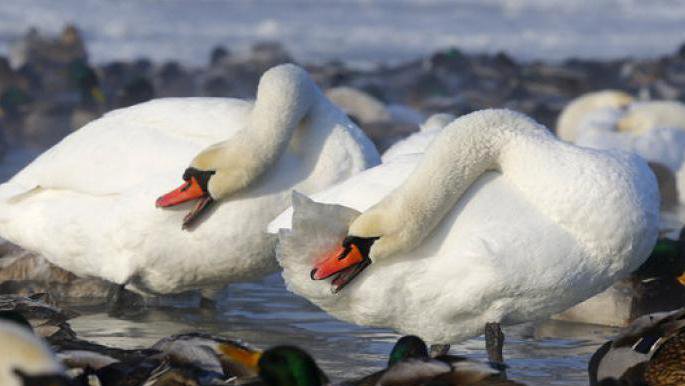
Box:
[310,236,377,293]
[311,243,364,281]
[156,177,205,207]
[156,177,214,229]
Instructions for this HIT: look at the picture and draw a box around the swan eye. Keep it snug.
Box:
[182,167,216,192]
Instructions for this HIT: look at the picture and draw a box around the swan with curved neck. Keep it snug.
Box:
[0,64,379,296]
[156,65,322,228]
[560,92,685,208]
[556,90,634,142]
[271,109,659,342]
[617,100,685,135]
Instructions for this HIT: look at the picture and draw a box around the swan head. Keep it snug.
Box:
[616,101,685,135]
[156,64,320,229]
[310,235,379,293]
[557,90,634,142]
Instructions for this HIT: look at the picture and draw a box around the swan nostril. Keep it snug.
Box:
[310,268,318,280]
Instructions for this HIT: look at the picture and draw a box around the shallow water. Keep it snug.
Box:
[66,273,615,386]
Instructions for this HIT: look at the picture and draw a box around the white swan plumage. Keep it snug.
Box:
[381,113,455,162]
[269,109,659,344]
[558,92,685,207]
[0,64,380,295]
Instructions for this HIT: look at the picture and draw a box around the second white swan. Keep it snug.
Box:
[270,109,659,343]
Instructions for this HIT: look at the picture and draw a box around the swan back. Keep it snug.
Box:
[325,86,391,124]
[381,113,455,162]
[354,110,658,265]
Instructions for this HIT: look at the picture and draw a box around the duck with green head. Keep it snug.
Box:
[228,336,522,386]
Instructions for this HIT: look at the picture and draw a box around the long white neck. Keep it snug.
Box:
[349,110,550,260]
[241,72,320,170]
[192,64,320,198]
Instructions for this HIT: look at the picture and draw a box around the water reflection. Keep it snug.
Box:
[70,273,613,385]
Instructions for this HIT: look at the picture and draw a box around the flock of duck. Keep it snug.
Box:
[1,61,685,385]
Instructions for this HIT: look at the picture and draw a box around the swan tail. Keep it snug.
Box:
[276,191,360,302]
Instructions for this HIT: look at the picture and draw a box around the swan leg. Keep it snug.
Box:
[199,287,220,310]
[107,284,145,317]
[429,344,450,357]
[484,322,507,378]
[199,296,217,309]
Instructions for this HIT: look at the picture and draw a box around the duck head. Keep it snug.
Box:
[258,346,328,386]
[221,344,327,386]
[388,335,430,366]
[68,59,105,106]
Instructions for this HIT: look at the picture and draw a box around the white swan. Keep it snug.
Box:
[0,320,64,386]
[269,109,659,344]
[0,64,380,296]
[560,93,685,207]
[381,113,455,162]
[555,90,634,143]
[325,86,424,127]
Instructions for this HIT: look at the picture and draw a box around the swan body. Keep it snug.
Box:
[381,113,455,162]
[0,64,380,295]
[325,86,424,127]
[559,92,685,206]
[270,109,659,343]
[574,100,685,174]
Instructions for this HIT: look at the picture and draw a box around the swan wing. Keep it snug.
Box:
[1,98,252,197]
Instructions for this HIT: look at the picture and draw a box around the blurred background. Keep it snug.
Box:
[1,0,685,168]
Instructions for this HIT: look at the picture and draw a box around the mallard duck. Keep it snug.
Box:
[344,335,515,386]
[224,335,520,386]
[589,308,685,385]
[0,293,77,340]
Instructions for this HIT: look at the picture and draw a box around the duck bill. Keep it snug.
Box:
[156,177,205,207]
[310,243,364,281]
[218,343,262,374]
[677,272,685,286]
